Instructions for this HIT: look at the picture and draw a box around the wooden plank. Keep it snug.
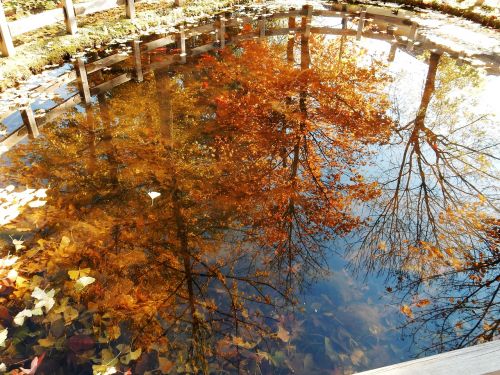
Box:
[190,43,215,56]
[39,93,81,125]
[356,340,500,375]
[269,10,301,19]
[0,125,28,152]
[86,53,129,74]
[75,58,91,104]
[266,27,300,37]
[189,23,215,34]
[125,0,135,19]
[133,40,143,82]
[144,35,176,51]
[20,105,39,139]
[90,72,131,96]
[0,0,15,56]
[146,54,181,71]
[63,0,78,35]
[8,8,65,37]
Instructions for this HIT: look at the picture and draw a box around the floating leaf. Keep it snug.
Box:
[32,287,56,313]
[400,305,413,318]
[148,191,161,205]
[14,309,33,326]
[75,276,96,292]
[0,328,7,347]
[12,238,25,251]
[28,200,46,208]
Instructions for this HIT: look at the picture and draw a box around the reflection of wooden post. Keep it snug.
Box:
[356,8,366,40]
[387,24,397,36]
[258,16,265,38]
[287,8,295,63]
[407,23,418,51]
[179,26,186,63]
[174,0,183,6]
[301,5,312,41]
[76,58,91,104]
[388,42,397,62]
[0,1,15,57]
[20,106,39,139]
[125,0,135,19]
[133,40,143,82]
[219,17,226,49]
[63,0,77,35]
[341,4,348,30]
[301,30,310,70]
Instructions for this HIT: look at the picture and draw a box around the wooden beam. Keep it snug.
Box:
[133,40,143,82]
[63,0,78,35]
[86,53,129,74]
[90,73,131,96]
[144,35,176,51]
[356,340,500,375]
[125,0,135,19]
[0,0,15,56]
[75,58,91,104]
[20,105,39,139]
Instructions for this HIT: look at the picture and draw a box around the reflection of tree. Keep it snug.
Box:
[353,51,499,354]
[0,35,393,374]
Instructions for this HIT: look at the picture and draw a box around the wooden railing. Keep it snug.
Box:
[0,0,184,57]
[1,4,498,155]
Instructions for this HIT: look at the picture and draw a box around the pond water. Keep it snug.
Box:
[0,7,499,375]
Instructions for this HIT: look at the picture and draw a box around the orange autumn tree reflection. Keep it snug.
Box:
[0,36,393,374]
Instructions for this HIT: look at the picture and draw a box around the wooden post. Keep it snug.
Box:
[219,16,226,49]
[133,40,143,82]
[258,16,265,38]
[179,26,186,63]
[287,9,296,63]
[388,42,397,62]
[75,58,91,104]
[63,0,77,35]
[301,4,312,41]
[0,0,15,57]
[341,4,348,30]
[407,22,418,51]
[125,0,135,19]
[174,0,183,6]
[356,8,366,40]
[20,106,39,139]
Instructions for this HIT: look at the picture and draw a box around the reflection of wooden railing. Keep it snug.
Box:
[1,4,498,155]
